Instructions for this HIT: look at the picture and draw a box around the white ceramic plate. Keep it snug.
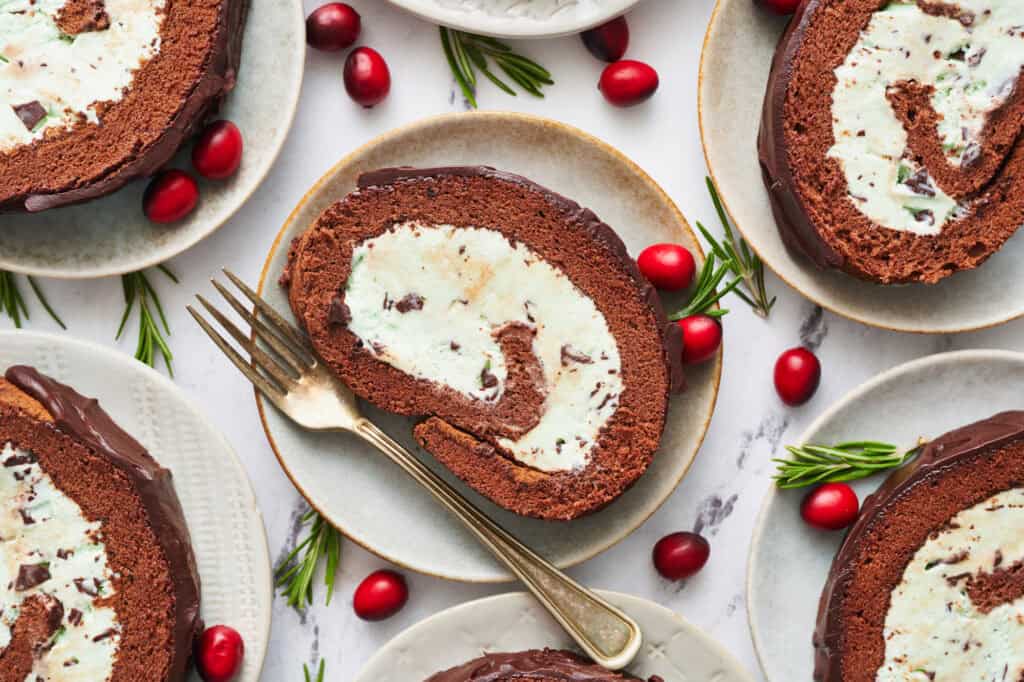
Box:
[0,0,305,280]
[747,349,1024,681]
[355,590,754,681]
[0,331,272,682]
[699,0,1024,333]
[256,111,721,582]
[385,0,641,38]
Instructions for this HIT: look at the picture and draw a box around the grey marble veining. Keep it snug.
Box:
[2,0,1018,679]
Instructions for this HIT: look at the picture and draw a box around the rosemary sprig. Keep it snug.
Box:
[668,252,743,320]
[440,27,553,108]
[304,660,325,682]
[697,177,776,318]
[0,270,67,329]
[773,441,920,489]
[116,265,177,375]
[275,509,342,611]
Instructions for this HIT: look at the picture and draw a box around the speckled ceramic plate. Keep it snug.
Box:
[699,0,1024,334]
[355,590,754,681]
[747,349,1024,681]
[256,111,722,583]
[0,331,272,682]
[385,0,641,38]
[0,0,305,280]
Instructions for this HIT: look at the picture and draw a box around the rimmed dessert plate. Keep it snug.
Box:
[354,590,754,680]
[256,111,722,583]
[384,0,642,39]
[699,0,1024,333]
[747,349,1024,681]
[0,331,272,682]
[0,0,305,279]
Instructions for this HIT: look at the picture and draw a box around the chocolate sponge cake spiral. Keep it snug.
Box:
[759,0,1024,284]
[814,411,1024,681]
[283,166,683,521]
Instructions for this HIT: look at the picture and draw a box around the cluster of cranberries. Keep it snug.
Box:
[637,242,720,365]
[143,119,244,224]
[580,17,659,107]
[307,3,391,108]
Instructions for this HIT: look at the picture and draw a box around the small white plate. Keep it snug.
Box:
[385,0,641,39]
[699,0,1024,333]
[355,590,755,681]
[256,111,722,583]
[747,349,1024,682]
[0,0,305,280]
[0,331,272,682]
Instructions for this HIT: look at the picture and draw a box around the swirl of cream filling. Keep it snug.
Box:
[829,0,1024,235]
[0,442,120,680]
[878,487,1024,680]
[0,0,166,153]
[344,222,624,473]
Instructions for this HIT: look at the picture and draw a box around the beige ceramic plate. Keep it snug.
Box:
[699,0,1024,334]
[355,590,754,681]
[747,349,1024,681]
[0,331,272,682]
[0,0,305,279]
[256,111,722,583]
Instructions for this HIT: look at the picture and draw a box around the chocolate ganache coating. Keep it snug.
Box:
[813,410,1024,681]
[425,649,662,682]
[4,365,201,681]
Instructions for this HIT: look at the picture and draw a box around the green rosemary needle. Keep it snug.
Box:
[773,441,920,489]
[0,270,66,329]
[116,265,177,375]
[275,509,342,611]
[697,177,776,318]
[441,27,553,108]
[304,660,326,682]
[668,251,743,320]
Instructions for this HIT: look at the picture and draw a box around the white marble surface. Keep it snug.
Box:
[3,0,1024,679]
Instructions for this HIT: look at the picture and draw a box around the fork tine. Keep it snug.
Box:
[211,278,312,373]
[222,269,311,354]
[195,294,298,390]
[187,305,287,405]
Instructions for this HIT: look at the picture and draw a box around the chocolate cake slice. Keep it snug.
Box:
[759,0,1024,284]
[425,649,657,681]
[0,0,248,212]
[814,412,1024,681]
[0,366,200,681]
[283,166,683,521]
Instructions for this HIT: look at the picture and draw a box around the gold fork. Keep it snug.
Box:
[188,269,642,671]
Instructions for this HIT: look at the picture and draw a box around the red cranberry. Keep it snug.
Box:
[143,169,199,224]
[306,3,361,52]
[637,243,696,291]
[678,315,721,364]
[192,120,243,180]
[598,60,659,107]
[353,569,408,621]
[774,347,821,406]
[801,483,859,530]
[344,47,391,108]
[653,532,710,580]
[581,16,629,62]
[196,625,244,682]
[755,0,801,15]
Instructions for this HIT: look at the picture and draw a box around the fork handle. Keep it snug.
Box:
[355,419,642,671]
